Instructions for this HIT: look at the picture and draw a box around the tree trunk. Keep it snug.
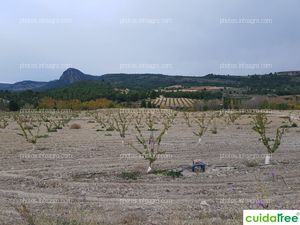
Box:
[147,166,152,173]
[265,153,272,165]
[147,162,152,173]
[198,138,202,144]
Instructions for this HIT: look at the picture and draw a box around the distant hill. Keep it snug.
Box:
[0,68,223,91]
[59,68,99,84]
[0,81,47,91]
[0,68,100,91]
[0,83,11,90]
[1,68,300,95]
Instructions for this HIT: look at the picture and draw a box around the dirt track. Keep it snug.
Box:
[0,110,299,225]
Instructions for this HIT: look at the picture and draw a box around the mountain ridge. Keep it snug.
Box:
[1,68,300,92]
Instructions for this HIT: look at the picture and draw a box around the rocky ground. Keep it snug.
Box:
[0,110,299,225]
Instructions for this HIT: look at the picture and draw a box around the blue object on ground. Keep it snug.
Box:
[192,162,206,172]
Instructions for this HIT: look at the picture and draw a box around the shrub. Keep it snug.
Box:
[38,97,113,110]
[153,170,182,178]
[280,123,297,128]
[291,122,298,128]
[120,171,141,180]
[244,160,259,167]
[70,123,81,129]
[15,204,35,225]
[9,100,20,111]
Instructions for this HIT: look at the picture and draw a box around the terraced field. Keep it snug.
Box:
[152,97,195,108]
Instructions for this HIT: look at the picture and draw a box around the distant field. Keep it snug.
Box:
[152,97,195,108]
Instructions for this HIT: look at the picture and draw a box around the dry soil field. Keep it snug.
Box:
[0,109,299,225]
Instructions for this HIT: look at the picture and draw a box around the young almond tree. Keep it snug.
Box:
[41,112,71,132]
[57,113,72,128]
[225,111,241,126]
[0,113,9,129]
[105,113,116,131]
[93,110,115,131]
[41,113,58,132]
[145,112,158,131]
[210,117,218,134]
[192,113,213,144]
[128,122,167,173]
[162,111,177,134]
[113,111,130,145]
[183,112,192,127]
[14,114,44,145]
[286,112,298,127]
[134,112,143,127]
[252,113,286,165]
[93,111,107,129]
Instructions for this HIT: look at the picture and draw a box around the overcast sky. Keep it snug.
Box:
[0,0,299,83]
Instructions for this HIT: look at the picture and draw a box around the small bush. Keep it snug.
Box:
[153,170,182,178]
[291,122,298,127]
[244,160,259,167]
[211,127,217,134]
[37,134,49,139]
[280,123,297,128]
[120,171,141,180]
[48,128,58,132]
[147,128,158,131]
[70,123,81,129]
[15,204,35,225]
